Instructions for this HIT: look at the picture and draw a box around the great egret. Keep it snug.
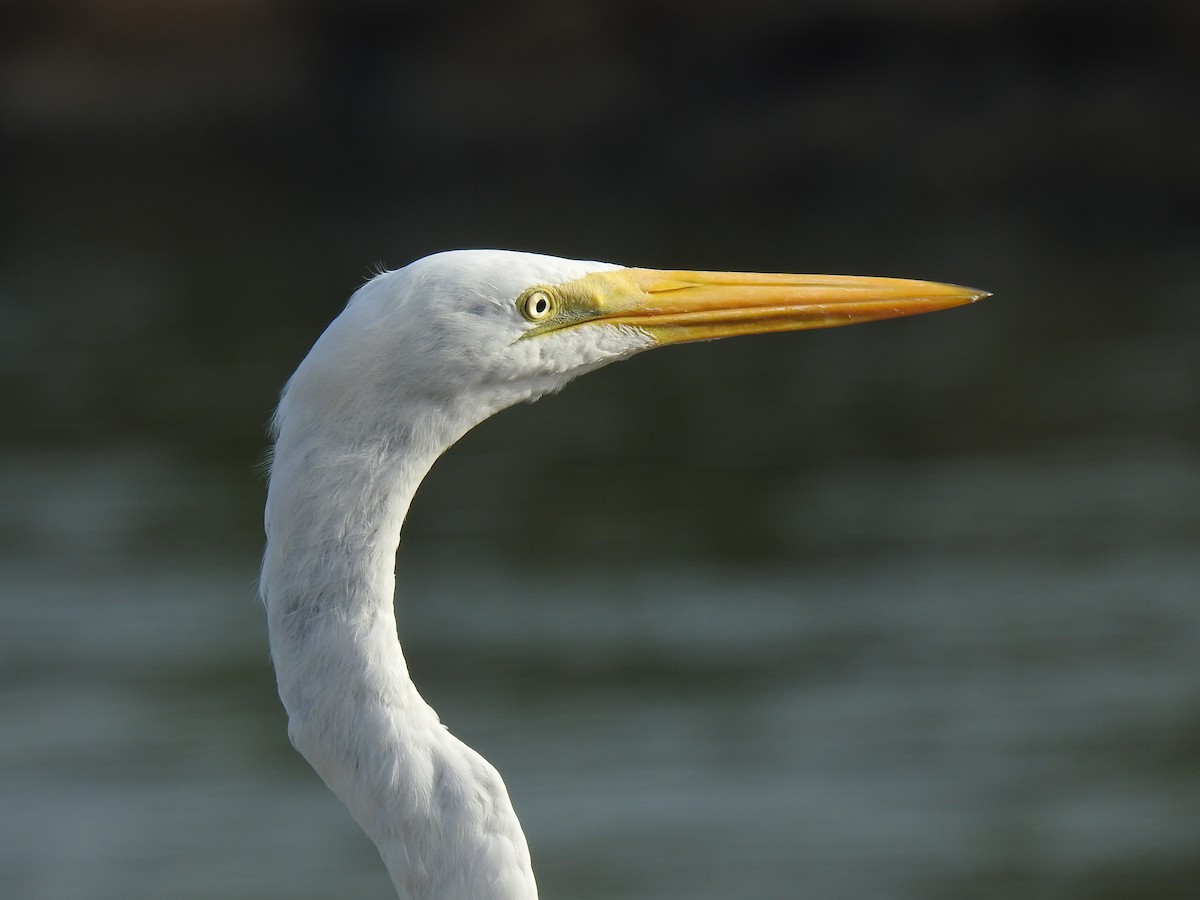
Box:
[260,250,985,899]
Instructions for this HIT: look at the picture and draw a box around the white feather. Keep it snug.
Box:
[261,251,652,899]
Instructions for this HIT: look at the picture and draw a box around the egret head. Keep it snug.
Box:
[276,249,986,450]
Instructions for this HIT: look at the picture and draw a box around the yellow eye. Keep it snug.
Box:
[520,289,555,322]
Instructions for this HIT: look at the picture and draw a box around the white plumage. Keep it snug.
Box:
[261,250,984,898]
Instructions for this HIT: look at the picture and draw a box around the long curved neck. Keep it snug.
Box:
[261,403,538,900]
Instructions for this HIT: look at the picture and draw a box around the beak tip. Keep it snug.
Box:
[951,286,991,306]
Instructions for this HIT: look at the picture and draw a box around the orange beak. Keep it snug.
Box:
[540,268,988,345]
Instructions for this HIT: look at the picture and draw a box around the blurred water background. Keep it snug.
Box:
[2,2,1198,898]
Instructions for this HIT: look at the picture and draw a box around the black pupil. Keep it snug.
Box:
[533,297,547,314]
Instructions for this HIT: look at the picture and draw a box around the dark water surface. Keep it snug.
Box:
[2,431,1197,899]
[2,4,1199,896]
